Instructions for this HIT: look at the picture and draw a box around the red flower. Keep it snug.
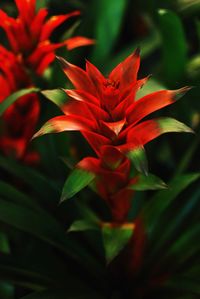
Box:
[34,50,192,161]
[0,0,94,75]
[34,50,193,219]
[0,0,93,163]
[0,46,40,163]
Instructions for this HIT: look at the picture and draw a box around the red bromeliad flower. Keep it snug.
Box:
[34,50,192,169]
[0,0,93,163]
[34,50,193,220]
[0,46,40,163]
[0,0,94,75]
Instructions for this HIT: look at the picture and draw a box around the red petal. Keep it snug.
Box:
[57,57,95,92]
[101,118,126,136]
[65,89,100,106]
[65,36,95,50]
[123,117,193,149]
[0,11,19,52]
[33,115,95,139]
[86,60,105,96]
[28,41,62,68]
[31,8,48,40]
[78,157,100,174]
[100,145,125,170]
[40,11,80,41]
[126,87,190,126]
[15,0,36,24]
[36,52,55,75]
[109,48,140,90]
[62,99,108,122]
[109,187,133,222]
[82,131,111,156]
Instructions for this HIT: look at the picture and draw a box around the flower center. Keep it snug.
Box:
[104,79,119,90]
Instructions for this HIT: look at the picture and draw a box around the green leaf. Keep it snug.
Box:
[0,232,10,254]
[127,147,148,175]
[60,168,96,202]
[68,220,99,233]
[146,188,200,262]
[0,155,59,200]
[41,89,68,108]
[128,173,167,191]
[143,173,200,233]
[0,180,40,211]
[0,281,14,299]
[196,19,200,49]
[0,254,54,290]
[0,198,102,273]
[102,222,134,264]
[0,198,82,259]
[164,276,200,295]
[0,88,39,116]
[21,288,104,299]
[157,9,187,84]
[91,0,127,64]
[158,117,194,134]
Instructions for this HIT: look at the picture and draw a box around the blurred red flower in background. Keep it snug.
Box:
[0,0,93,163]
[0,46,40,163]
[0,0,94,74]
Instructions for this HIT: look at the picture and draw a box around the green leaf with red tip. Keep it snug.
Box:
[0,87,39,116]
[60,168,96,202]
[102,222,134,264]
[126,146,148,175]
[128,173,167,191]
[41,89,68,108]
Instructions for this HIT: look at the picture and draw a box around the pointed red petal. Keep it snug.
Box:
[101,118,126,136]
[40,11,80,41]
[86,60,105,95]
[31,8,48,40]
[0,11,19,52]
[65,36,95,50]
[125,117,193,148]
[120,48,140,89]
[65,89,100,106]
[36,52,55,75]
[127,87,191,126]
[15,0,36,24]
[82,131,111,156]
[33,115,95,139]
[62,99,108,122]
[109,48,140,89]
[57,57,95,92]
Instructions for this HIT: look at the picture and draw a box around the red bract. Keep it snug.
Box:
[0,47,40,163]
[0,0,94,75]
[77,146,133,222]
[34,50,192,159]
